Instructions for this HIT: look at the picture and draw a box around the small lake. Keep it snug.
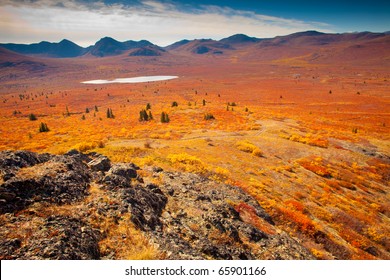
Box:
[81,75,178,84]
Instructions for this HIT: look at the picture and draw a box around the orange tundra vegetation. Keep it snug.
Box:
[0,36,389,259]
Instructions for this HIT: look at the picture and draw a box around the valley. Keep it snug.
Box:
[0,31,389,260]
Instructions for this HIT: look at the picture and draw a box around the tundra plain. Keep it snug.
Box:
[0,32,389,259]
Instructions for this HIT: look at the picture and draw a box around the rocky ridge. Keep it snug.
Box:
[0,150,313,260]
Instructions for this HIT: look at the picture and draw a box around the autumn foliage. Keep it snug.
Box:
[0,44,389,259]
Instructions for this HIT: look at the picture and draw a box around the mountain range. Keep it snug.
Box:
[1,31,389,58]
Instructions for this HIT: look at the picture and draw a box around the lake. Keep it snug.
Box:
[81,75,178,84]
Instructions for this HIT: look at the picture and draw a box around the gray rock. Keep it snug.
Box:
[0,150,316,260]
[102,163,138,188]
[88,156,111,172]
[121,183,167,231]
[0,153,91,213]
[15,216,100,260]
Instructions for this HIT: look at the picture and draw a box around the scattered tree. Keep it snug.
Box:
[146,103,151,110]
[106,108,114,118]
[39,122,49,132]
[86,108,90,113]
[202,99,206,106]
[161,112,170,123]
[28,113,37,121]
[204,113,215,120]
[139,109,150,121]
[172,101,178,107]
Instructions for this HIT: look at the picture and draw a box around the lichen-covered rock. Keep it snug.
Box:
[121,183,167,231]
[0,151,315,260]
[146,171,314,260]
[10,215,100,260]
[0,153,91,213]
[102,163,138,188]
[0,150,52,181]
[88,156,111,172]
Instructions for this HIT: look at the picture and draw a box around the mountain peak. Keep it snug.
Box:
[220,34,260,44]
[293,30,325,36]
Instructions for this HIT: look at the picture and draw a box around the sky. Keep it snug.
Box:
[0,0,389,47]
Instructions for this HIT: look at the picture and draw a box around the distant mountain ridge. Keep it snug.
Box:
[87,37,155,57]
[1,39,86,58]
[0,31,389,58]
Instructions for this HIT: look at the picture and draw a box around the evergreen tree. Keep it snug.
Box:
[202,99,206,106]
[204,113,215,120]
[172,101,178,107]
[161,112,170,123]
[39,122,49,132]
[146,103,151,110]
[148,111,153,120]
[86,107,90,113]
[106,108,114,118]
[28,113,37,121]
[139,109,149,121]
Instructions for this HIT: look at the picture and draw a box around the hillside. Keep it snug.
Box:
[0,30,389,260]
[0,150,313,260]
[0,39,86,58]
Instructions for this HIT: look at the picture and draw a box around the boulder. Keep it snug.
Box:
[88,156,111,172]
[102,163,138,188]
[15,216,100,260]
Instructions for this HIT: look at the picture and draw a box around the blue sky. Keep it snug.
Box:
[0,0,389,46]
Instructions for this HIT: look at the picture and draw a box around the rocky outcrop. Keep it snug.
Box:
[0,152,91,213]
[102,163,139,188]
[88,155,111,172]
[1,215,100,260]
[145,170,312,260]
[0,150,314,260]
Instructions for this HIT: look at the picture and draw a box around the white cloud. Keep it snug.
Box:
[0,0,334,46]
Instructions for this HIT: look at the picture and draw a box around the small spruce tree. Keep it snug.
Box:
[28,113,37,121]
[139,109,149,121]
[65,106,70,116]
[39,122,49,132]
[106,108,114,118]
[204,113,215,120]
[161,112,170,123]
